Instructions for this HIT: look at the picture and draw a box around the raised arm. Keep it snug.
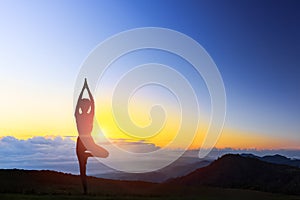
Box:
[75,79,86,116]
[85,79,95,115]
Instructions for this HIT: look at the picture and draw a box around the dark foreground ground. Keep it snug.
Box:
[1,187,300,200]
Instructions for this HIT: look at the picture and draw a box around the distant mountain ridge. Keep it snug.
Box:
[94,153,300,182]
[94,158,212,183]
[240,153,300,167]
[93,151,214,182]
[171,154,300,195]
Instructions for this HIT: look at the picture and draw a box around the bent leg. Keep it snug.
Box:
[81,137,109,158]
[91,142,109,158]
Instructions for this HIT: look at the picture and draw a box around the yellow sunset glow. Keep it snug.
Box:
[0,95,297,150]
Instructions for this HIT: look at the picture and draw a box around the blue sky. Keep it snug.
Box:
[0,0,299,147]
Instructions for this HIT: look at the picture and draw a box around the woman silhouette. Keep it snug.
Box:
[75,78,109,194]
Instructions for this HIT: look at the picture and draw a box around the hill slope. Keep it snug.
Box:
[171,154,300,195]
[0,169,156,195]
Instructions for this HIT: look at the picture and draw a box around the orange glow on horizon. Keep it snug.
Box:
[0,97,297,150]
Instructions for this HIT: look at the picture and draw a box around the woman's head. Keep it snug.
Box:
[78,98,92,114]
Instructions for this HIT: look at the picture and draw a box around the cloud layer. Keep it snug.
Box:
[0,136,161,175]
[1,136,299,175]
[0,136,79,173]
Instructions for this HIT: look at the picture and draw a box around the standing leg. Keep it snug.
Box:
[78,156,88,195]
[76,137,89,195]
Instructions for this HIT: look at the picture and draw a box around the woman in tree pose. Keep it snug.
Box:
[75,78,109,194]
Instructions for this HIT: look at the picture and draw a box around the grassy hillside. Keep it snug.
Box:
[0,188,300,200]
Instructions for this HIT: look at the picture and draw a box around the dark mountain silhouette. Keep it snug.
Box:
[241,153,300,167]
[171,154,300,195]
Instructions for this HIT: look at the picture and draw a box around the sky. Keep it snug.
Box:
[0,0,299,172]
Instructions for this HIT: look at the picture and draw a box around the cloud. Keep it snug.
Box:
[109,139,160,153]
[0,136,113,175]
[0,136,161,175]
[0,136,79,173]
